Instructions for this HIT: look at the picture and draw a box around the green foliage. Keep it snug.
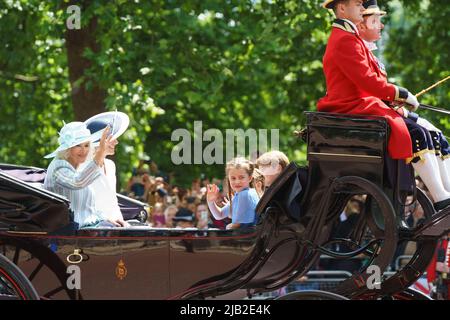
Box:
[87,0,331,186]
[0,0,448,188]
[383,0,450,130]
[0,1,71,165]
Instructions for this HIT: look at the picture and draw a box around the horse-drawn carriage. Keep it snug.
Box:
[1,112,449,300]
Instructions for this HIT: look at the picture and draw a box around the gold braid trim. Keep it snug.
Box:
[332,22,355,34]
[394,85,400,101]
[442,154,450,160]
[405,149,434,164]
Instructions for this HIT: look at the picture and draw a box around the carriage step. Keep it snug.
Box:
[414,208,450,239]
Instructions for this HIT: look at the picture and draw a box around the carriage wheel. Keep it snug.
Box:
[323,176,398,299]
[0,237,78,300]
[0,253,39,300]
[389,288,433,300]
[365,188,438,299]
[275,289,349,300]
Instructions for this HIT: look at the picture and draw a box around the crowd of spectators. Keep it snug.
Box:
[122,151,290,230]
[123,160,229,229]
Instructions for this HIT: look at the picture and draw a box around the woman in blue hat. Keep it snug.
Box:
[43,121,124,228]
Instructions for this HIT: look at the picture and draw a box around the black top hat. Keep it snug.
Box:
[363,0,386,16]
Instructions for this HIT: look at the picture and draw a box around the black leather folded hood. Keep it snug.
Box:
[0,171,71,232]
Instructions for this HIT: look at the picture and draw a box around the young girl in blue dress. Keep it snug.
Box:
[206,157,260,230]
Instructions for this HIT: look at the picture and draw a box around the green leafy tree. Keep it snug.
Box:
[383,0,450,130]
[0,0,448,188]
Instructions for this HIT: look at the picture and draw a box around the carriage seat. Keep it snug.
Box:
[305,111,414,193]
[305,111,388,164]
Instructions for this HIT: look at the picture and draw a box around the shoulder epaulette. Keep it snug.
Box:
[332,19,356,34]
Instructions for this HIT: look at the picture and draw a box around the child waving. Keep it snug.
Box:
[207,157,260,230]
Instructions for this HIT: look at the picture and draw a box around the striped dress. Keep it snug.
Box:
[44,158,104,227]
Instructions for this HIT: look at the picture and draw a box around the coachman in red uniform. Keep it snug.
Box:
[356,0,450,212]
[318,0,450,211]
[318,0,416,159]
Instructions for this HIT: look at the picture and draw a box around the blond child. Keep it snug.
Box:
[256,151,289,188]
[206,157,259,230]
[252,168,265,198]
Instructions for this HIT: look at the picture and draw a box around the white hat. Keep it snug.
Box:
[44,121,99,159]
[84,111,129,147]
[363,0,386,16]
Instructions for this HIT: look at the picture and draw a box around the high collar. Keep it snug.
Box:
[363,40,378,51]
[333,18,360,35]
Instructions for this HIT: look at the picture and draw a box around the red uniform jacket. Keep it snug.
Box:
[318,19,412,159]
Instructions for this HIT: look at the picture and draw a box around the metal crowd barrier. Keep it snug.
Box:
[248,255,426,299]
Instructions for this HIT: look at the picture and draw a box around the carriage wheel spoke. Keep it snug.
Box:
[28,262,44,282]
[44,286,64,298]
[12,247,20,265]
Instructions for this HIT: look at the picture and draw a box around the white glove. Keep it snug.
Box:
[417,117,441,133]
[405,92,419,111]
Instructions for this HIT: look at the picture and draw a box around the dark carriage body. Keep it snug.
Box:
[249,112,448,299]
[0,227,258,299]
[0,164,262,299]
[1,112,450,300]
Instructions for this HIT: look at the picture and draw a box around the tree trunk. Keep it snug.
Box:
[65,1,106,121]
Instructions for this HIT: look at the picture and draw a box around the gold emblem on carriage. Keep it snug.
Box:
[115,259,127,280]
